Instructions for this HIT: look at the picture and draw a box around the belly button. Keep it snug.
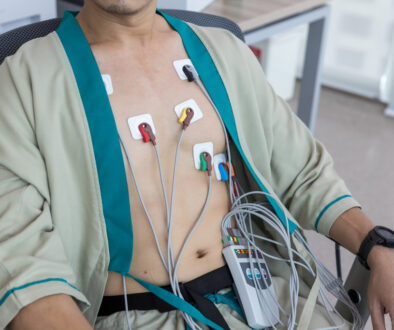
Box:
[196,250,207,259]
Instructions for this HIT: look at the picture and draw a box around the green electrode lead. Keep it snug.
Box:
[200,153,207,171]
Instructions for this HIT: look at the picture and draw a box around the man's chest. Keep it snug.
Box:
[92,43,232,291]
[94,47,227,176]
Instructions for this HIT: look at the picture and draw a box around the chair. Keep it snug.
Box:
[0,10,243,65]
[0,7,370,328]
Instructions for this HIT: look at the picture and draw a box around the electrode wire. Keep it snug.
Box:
[118,133,169,272]
[246,216,289,328]
[154,145,171,229]
[223,168,297,326]
[154,127,208,330]
[222,188,318,329]
[222,205,314,274]
[294,230,362,330]
[167,141,212,329]
[173,176,212,280]
[119,128,208,330]
[166,129,185,293]
[244,225,284,329]
[119,131,201,330]
[234,210,298,329]
[195,68,292,327]
[190,64,360,330]
[189,70,235,205]
[122,275,133,330]
[153,126,213,330]
[317,287,346,330]
[119,64,353,330]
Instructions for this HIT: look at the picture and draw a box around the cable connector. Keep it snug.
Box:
[224,162,236,178]
[200,152,212,176]
[178,107,194,129]
[182,64,198,82]
[218,163,229,182]
[138,123,156,145]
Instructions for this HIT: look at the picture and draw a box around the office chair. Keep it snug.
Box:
[0,10,242,65]
[0,8,370,328]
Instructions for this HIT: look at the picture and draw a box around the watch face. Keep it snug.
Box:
[376,227,394,242]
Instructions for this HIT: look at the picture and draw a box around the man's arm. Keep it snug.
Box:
[10,295,92,330]
[330,208,394,330]
[0,51,89,327]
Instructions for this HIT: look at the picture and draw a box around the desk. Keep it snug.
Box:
[385,89,394,117]
[204,0,332,133]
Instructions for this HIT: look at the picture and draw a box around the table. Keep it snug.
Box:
[385,90,394,117]
[204,0,332,133]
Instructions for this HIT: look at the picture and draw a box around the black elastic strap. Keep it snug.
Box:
[98,266,233,330]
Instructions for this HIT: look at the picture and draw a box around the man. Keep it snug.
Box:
[1,0,394,329]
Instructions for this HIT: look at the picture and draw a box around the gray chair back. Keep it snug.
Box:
[0,10,244,65]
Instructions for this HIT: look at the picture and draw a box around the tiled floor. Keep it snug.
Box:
[289,85,394,330]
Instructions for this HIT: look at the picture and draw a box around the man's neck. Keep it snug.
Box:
[76,0,168,48]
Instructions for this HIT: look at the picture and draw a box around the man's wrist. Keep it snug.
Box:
[367,245,393,270]
[358,226,394,269]
[329,208,374,254]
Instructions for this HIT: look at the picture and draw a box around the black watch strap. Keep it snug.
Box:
[357,226,394,269]
[357,228,381,269]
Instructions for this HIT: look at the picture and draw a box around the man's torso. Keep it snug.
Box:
[85,15,231,295]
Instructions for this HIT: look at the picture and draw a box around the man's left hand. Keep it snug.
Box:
[367,246,394,330]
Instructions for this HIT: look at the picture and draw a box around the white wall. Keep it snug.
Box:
[157,0,214,11]
[293,0,394,101]
[0,0,56,34]
[322,0,394,99]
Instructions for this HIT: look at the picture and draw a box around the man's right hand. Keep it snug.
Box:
[9,294,92,330]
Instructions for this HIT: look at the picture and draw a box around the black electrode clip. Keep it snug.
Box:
[182,64,196,82]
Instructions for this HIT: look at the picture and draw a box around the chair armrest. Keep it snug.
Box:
[335,258,370,327]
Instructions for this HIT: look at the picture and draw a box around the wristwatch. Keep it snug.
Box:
[358,226,394,269]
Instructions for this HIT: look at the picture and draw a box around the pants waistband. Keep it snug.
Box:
[98,265,234,330]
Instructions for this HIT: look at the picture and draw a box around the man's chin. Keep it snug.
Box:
[95,0,155,16]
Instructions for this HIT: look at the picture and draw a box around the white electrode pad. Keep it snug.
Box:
[193,142,213,170]
[213,153,227,181]
[128,114,156,140]
[173,59,194,80]
[174,99,203,124]
[102,74,113,95]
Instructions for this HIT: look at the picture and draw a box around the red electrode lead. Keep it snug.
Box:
[233,181,239,197]
[138,123,156,145]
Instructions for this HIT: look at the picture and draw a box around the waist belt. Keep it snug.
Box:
[98,265,234,330]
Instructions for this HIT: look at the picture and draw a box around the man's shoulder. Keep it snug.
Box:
[187,22,245,51]
[0,30,70,116]
[1,31,62,73]
[186,22,255,72]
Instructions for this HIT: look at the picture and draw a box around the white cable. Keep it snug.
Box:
[120,125,213,329]
[226,196,298,328]
[173,176,212,278]
[192,72,234,205]
[154,145,170,228]
[317,287,346,330]
[118,133,169,272]
[167,129,185,292]
[190,65,360,330]
[190,69,299,328]
[122,275,132,330]
[294,230,362,330]
[118,65,356,330]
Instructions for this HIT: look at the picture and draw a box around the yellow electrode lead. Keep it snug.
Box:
[178,107,189,124]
